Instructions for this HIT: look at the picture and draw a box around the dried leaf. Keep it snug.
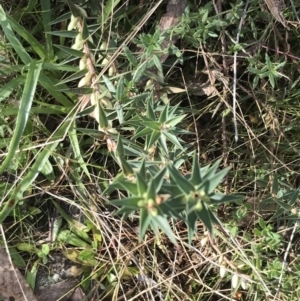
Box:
[161,86,186,94]
[264,0,289,29]
[157,0,188,63]
[0,248,38,301]
[188,81,217,96]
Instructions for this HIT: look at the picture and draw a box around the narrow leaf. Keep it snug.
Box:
[168,164,194,195]
[54,44,84,57]
[69,123,91,181]
[152,215,177,245]
[0,116,74,223]
[190,152,202,185]
[7,14,47,59]
[82,18,89,40]
[0,60,43,173]
[40,0,53,57]
[67,0,81,17]
[123,45,138,67]
[139,208,151,241]
[0,5,31,64]
[133,61,148,82]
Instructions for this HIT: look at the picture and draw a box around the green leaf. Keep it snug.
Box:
[58,230,91,248]
[78,249,97,266]
[146,179,157,202]
[112,196,143,209]
[116,101,124,124]
[69,123,91,181]
[41,244,50,256]
[210,194,242,204]
[123,45,138,67]
[48,30,78,38]
[55,69,88,85]
[152,55,163,73]
[50,12,72,25]
[118,155,134,176]
[7,14,47,59]
[274,198,292,211]
[0,5,31,64]
[116,134,125,156]
[81,18,89,40]
[138,160,147,179]
[195,203,214,233]
[17,242,39,254]
[185,211,198,243]
[43,62,78,72]
[139,208,151,241]
[165,115,187,127]
[163,131,183,149]
[133,61,148,82]
[57,87,93,95]
[9,248,26,268]
[202,159,222,181]
[258,217,266,229]
[39,156,55,181]
[52,202,90,241]
[0,116,74,223]
[200,167,231,195]
[97,102,109,129]
[116,76,124,101]
[101,0,122,24]
[0,60,43,173]
[51,215,63,242]
[26,265,38,291]
[54,44,84,57]
[146,94,155,120]
[272,174,278,194]
[136,173,148,196]
[159,103,170,123]
[39,72,74,107]
[158,134,168,155]
[101,76,115,95]
[168,164,194,195]
[152,167,166,193]
[67,0,81,17]
[133,127,152,139]
[40,0,53,58]
[143,121,161,131]
[288,190,299,206]
[147,130,160,150]
[0,76,25,102]
[253,75,259,89]
[152,215,177,245]
[265,53,272,69]
[190,152,202,185]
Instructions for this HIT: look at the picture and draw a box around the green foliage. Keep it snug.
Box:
[1,0,300,300]
[249,53,288,88]
[109,151,240,244]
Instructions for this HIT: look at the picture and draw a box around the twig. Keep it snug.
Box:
[274,210,300,300]
[289,0,300,23]
[233,0,250,141]
[214,0,229,193]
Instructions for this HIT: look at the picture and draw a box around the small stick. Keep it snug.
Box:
[232,0,250,141]
[274,210,300,300]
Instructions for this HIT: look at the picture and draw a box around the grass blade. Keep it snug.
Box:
[68,123,91,181]
[0,5,30,64]
[0,115,74,223]
[40,0,54,58]
[0,76,25,102]
[0,60,43,173]
[7,14,47,59]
